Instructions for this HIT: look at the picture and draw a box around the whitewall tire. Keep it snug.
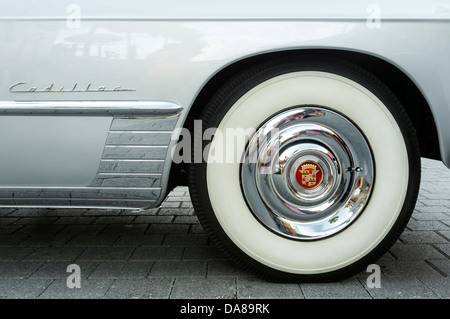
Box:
[189,55,420,281]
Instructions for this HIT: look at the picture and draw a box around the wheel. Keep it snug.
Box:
[189,55,420,281]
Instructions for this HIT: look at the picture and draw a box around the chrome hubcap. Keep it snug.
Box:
[240,106,374,240]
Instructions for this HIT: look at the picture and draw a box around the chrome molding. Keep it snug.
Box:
[0,101,182,116]
[0,100,182,208]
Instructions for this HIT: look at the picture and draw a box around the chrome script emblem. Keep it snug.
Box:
[9,81,136,93]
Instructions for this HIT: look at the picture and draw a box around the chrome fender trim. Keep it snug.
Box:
[0,100,182,116]
[0,100,183,209]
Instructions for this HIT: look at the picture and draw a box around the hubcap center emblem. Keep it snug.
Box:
[295,161,324,189]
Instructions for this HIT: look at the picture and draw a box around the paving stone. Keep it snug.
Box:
[114,234,164,246]
[167,191,186,197]
[20,234,73,246]
[134,216,174,224]
[77,247,134,261]
[189,224,206,234]
[147,223,190,234]
[237,277,304,299]
[163,234,209,247]
[170,277,236,299]
[379,260,442,277]
[0,279,52,299]
[0,218,19,225]
[150,261,207,277]
[0,261,43,278]
[89,261,152,279]
[7,209,51,217]
[67,234,119,246]
[23,247,85,261]
[16,225,64,235]
[53,217,96,225]
[13,217,58,225]
[130,247,184,261]
[30,261,98,279]
[406,220,449,231]
[93,216,136,224]
[378,251,396,261]
[165,196,192,202]
[45,209,88,217]
[183,246,226,261]
[362,276,438,299]
[100,224,148,235]
[207,260,253,277]
[0,247,33,261]
[400,231,449,244]
[158,208,195,216]
[0,226,23,234]
[418,199,450,207]
[160,201,181,208]
[418,277,450,299]
[104,278,174,299]
[300,278,371,299]
[0,234,30,246]
[415,206,450,214]
[0,208,17,216]
[412,212,450,221]
[120,208,159,216]
[173,216,200,224]
[434,243,450,257]
[438,230,450,241]
[83,209,123,216]
[38,278,114,299]
[58,225,106,236]
[426,259,450,276]
[389,242,447,260]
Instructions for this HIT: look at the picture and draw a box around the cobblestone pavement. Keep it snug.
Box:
[0,158,448,299]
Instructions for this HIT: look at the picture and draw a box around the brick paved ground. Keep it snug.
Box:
[0,158,448,299]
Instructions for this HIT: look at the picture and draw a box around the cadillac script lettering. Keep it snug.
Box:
[9,81,136,93]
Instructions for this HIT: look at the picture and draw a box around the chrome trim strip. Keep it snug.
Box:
[107,131,174,134]
[106,132,172,146]
[97,173,163,176]
[104,145,169,148]
[99,159,165,161]
[0,100,183,116]
[110,117,179,130]
[0,186,162,190]
[0,187,161,199]
[101,146,167,160]
[0,199,158,209]
[98,160,165,174]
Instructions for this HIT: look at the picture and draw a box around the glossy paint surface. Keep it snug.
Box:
[0,116,110,186]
